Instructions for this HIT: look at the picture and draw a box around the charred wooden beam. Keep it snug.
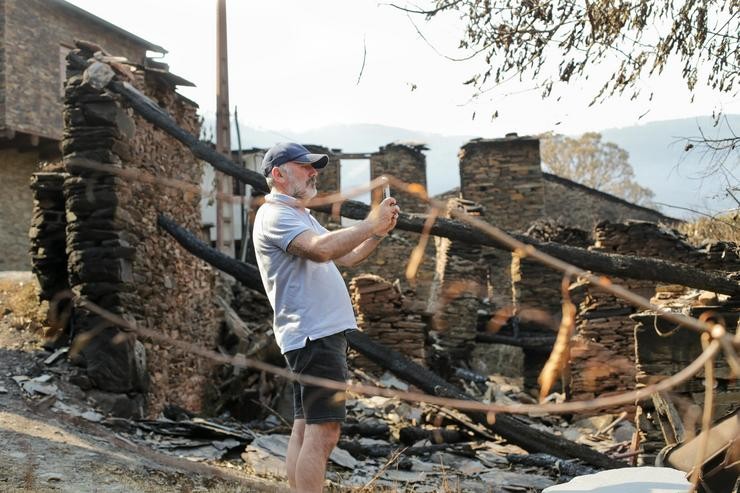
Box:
[346,330,627,470]
[342,420,390,439]
[156,215,265,294]
[475,333,557,348]
[155,216,625,469]
[399,426,470,445]
[337,439,476,459]
[506,453,597,478]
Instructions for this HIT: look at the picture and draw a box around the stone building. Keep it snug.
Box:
[0,0,168,270]
[28,41,218,418]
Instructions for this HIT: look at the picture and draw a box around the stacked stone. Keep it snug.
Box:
[29,172,69,301]
[62,48,147,418]
[513,220,590,316]
[60,46,220,418]
[630,242,740,464]
[542,174,674,230]
[593,221,697,260]
[306,144,341,228]
[428,198,487,362]
[370,142,428,214]
[459,135,544,309]
[566,221,692,414]
[511,221,591,390]
[116,70,219,415]
[340,142,435,307]
[349,274,427,370]
[567,280,638,413]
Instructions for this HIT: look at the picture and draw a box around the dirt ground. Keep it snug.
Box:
[0,272,286,493]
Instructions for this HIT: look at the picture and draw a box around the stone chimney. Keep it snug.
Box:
[370,142,428,214]
[458,134,544,232]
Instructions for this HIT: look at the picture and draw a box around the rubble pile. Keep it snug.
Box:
[567,221,697,414]
[632,289,740,464]
[349,274,427,368]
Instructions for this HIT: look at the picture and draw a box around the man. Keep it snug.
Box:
[252,142,399,492]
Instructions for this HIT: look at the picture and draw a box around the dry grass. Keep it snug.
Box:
[0,278,46,333]
[678,211,740,245]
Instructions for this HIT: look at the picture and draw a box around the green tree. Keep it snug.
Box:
[540,132,655,206]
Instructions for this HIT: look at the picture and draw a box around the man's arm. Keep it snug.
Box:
[287,198,398,263]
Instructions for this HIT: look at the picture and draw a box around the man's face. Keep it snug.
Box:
[283,162,319,200]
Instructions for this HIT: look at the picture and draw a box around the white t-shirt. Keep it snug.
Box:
[252,192,357,353]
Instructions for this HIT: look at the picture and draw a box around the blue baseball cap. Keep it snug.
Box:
[261,143,329,176]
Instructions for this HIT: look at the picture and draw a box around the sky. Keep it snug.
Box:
[65,0,740,140]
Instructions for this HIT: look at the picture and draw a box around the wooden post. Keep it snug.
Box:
[215,0,234,256]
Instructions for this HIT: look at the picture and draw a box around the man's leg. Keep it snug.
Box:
[286,418,305,489]
[295,421,341,493]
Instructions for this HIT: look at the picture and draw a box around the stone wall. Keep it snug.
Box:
[349,274,427,370]
[427,198,487,364]
[632,299,739,464]
[0,148,39,270]
[567,221,732,415]
[0,0,5,128]
[306,144,341,227]
[29,171,68,301]
[459,135,545,311]
[339,143,435,306]
[60,47,219,418]
[370,143,428,214]
[2,0,150,139]
[543,174,674,230]
[459,135,544,232]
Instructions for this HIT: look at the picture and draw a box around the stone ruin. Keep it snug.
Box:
[26,46,739,470]
[30,45,220,418]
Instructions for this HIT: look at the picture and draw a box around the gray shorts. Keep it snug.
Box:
[284,330,352,424]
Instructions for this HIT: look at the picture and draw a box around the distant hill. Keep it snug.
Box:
[600,115,740,217]
[211,115,739,217]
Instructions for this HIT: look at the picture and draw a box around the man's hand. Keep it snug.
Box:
[367,197,400,237]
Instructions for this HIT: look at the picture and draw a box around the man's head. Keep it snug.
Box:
[262,143,328,199]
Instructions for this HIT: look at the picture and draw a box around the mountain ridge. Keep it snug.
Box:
[213,115,739,217]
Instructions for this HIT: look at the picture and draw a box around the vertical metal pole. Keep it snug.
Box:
[215,0,234,256]
[234,106,251,262]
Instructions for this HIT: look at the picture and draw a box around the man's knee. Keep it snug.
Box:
[306,422,341,452]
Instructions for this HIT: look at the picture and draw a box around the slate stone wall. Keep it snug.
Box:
[543,174,674,230]
[2,0,149,139]
[29,171,69,301]
[60,47,218,418]
[0,0,5,128]
[339,143,435,307]
[458,136,545,311]
[370,143,428,214]
[306,144,341,227]
[349,274,427,370]
[0,148,38,270]
[427,198,488,364]
[459,136,544,232]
